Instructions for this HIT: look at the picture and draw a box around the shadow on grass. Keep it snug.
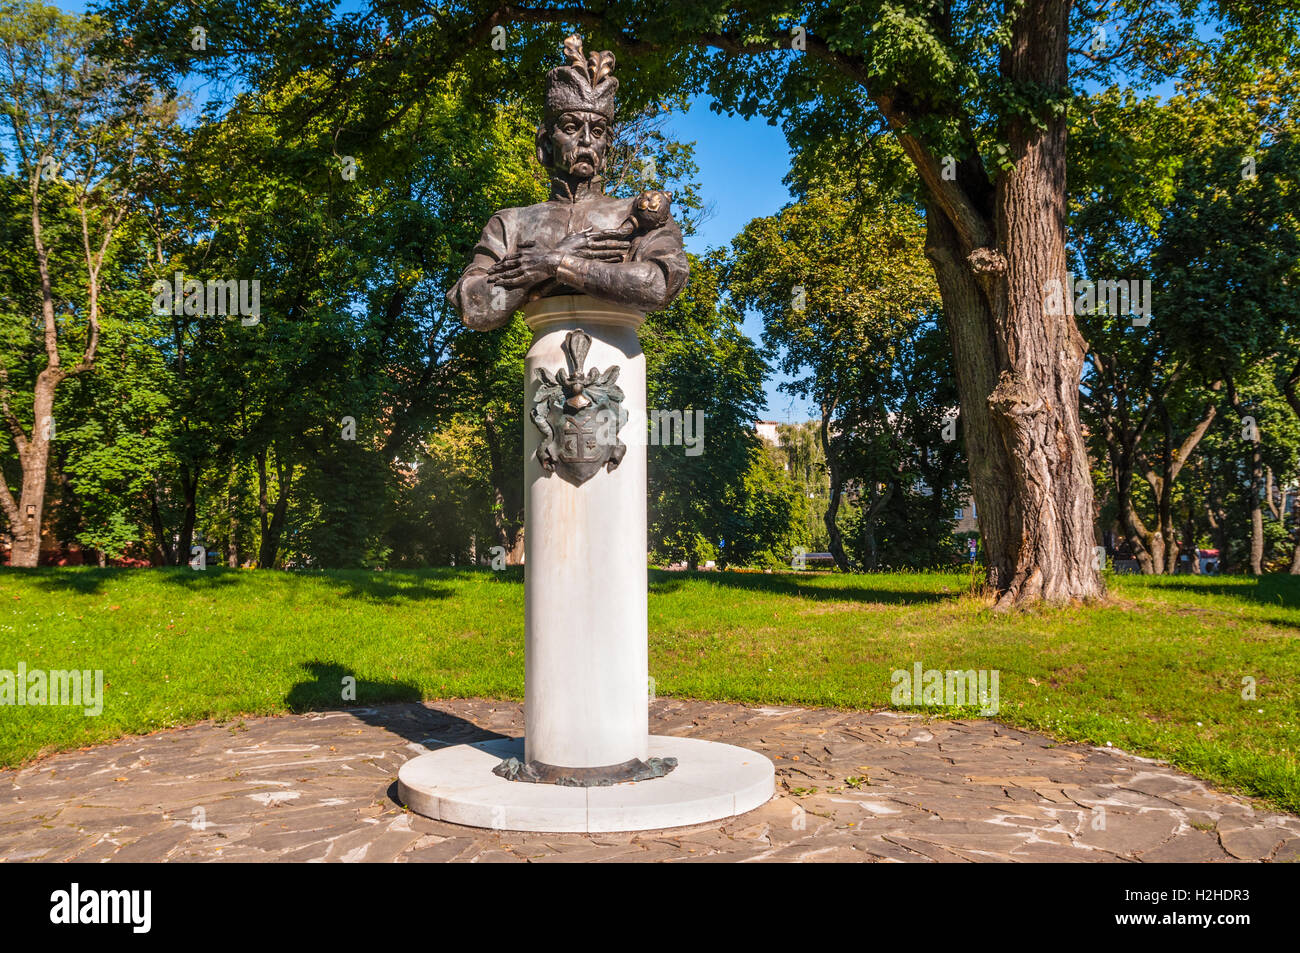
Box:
[154,568,243,589]
[318,570,461,603]
[26,566,250,594]
[22,568,116,595]
[286,661,424,713]
[1133,575,1300,609]
[648,569,951,605]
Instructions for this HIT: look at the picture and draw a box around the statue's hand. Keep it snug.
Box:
[487,242,558,290]
[556,227,631,261]
[487,231,631,291]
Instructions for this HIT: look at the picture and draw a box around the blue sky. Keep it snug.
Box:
[663,100,810,421]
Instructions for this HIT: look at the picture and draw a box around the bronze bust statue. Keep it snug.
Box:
[446,35,690,329]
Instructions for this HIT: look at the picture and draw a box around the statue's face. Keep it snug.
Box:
[547,110,609,178]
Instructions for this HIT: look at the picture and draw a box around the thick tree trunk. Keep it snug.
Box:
[926,221,1101,604]
[2,370,57,568]
[918,0,1102,607]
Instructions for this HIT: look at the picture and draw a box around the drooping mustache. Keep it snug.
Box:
[563,147,600,170]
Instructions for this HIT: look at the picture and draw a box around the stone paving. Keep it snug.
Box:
[2,698,1298,862]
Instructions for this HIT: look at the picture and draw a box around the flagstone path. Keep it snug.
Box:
[3,698,1297,862]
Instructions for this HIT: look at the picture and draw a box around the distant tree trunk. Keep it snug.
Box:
[1112,464,1157,573]
[858,478,897,571]
[149,480,174,565]
[1227,382,1265,574]
[1183,515,1201,574]
[1248,459,1265,575]
[1290,489,1300,574]
[817,396,849,572]
[226,460,240,567]
[177,465,199,569]
[1144,397,1217,575]
[1280,370,1300,574]
[1089,353,1160,574]
[255,445,291,569]
[482,411,524,564]
[1206,480,1232,575]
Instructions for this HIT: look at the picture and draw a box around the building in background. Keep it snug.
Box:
[954,494,978,534]
[754,420,780,445]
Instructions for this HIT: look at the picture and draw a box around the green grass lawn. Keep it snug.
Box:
[2,567,1297,813]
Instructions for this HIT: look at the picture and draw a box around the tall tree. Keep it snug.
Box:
[0,2,175,565]
[645,250,769,569]
[729,173,943,572]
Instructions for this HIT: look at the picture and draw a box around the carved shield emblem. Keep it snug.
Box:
[532,329,627,487]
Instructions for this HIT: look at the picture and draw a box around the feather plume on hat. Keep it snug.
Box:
[546,35,618,122]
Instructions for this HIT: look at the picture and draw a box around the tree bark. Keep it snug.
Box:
[1,370,58,567]
[912,1,1104,607]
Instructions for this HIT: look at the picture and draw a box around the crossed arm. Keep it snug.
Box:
[449,223,687,329]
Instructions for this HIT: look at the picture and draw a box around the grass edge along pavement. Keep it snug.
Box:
[0,566,1296,815]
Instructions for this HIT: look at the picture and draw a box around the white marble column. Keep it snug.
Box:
[398,290,774,827]
[522,295,648,770]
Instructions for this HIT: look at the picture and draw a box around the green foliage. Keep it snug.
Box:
[728,159,966,570]
[645,250,772,567]
[1073,61,1300,574]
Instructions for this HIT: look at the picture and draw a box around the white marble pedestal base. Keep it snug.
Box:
[398,736,774,833]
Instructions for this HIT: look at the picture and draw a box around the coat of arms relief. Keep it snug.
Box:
[531,329,628,487]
